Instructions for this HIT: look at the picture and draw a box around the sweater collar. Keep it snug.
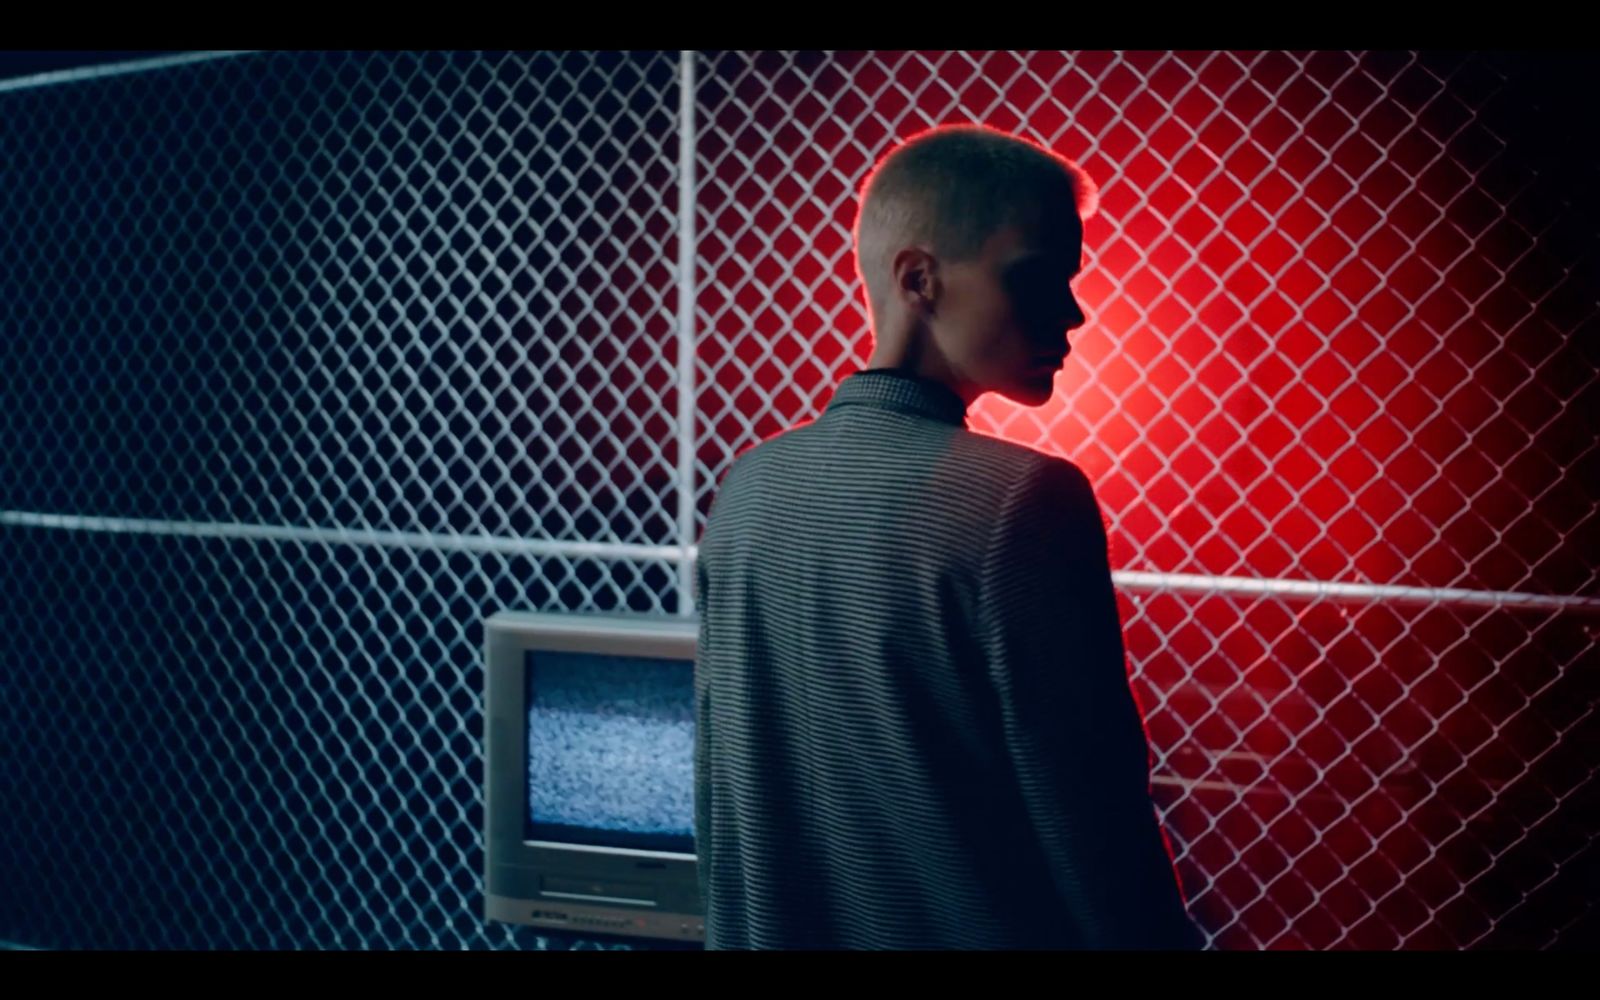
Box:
[823,368,970,428]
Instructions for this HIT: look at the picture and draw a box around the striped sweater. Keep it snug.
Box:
[693,367,1203,950]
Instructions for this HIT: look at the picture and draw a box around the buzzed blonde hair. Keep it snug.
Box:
[853,124,1098,323]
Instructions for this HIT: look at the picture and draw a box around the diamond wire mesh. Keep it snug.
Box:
[0,49,1595,951]
[0,49,687,952]
[692,50,1599,950]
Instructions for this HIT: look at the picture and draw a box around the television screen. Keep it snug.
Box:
[524,649,695,854]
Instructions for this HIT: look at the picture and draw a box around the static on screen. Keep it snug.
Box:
[524,649,694,853]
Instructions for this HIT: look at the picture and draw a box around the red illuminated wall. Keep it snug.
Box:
[692,51,1598,949]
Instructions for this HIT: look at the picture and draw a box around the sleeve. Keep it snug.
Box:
[693,550,713,911]
[692,453,744,915]
[976,456,1204,950]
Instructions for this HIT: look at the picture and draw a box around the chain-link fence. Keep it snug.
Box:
[1,49,1595,951]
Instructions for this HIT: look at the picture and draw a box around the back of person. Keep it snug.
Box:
[693,124,1204,950]
[695,369,1202,949]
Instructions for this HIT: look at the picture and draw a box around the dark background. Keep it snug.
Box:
[0,51,182,79]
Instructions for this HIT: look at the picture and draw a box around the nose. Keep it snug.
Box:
[1063,289,1086,331]
[1049,300,1086,360]
[1050,300,1085,351]
[1028,286,1087,357]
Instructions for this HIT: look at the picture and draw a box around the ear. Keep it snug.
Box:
[890,245,939,314]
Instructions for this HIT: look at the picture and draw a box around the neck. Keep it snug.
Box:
[866,335,978,407]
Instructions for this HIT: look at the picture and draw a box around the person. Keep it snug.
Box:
[692,123,1204,950]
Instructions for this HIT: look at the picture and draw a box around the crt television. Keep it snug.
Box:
[482,609,704,943]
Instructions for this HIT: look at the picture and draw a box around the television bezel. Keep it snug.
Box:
[482,608,704,943]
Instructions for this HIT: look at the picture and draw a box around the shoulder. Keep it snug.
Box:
[710,421,1098,527]
[705,418,821,501]
[982,450,1105,561]
[954,434,1096,507]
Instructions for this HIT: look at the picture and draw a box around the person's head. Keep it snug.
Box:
[853,124,1099,407]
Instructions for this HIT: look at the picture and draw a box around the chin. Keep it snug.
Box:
[1004,368,1056,403]
[999,378,1056,406]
